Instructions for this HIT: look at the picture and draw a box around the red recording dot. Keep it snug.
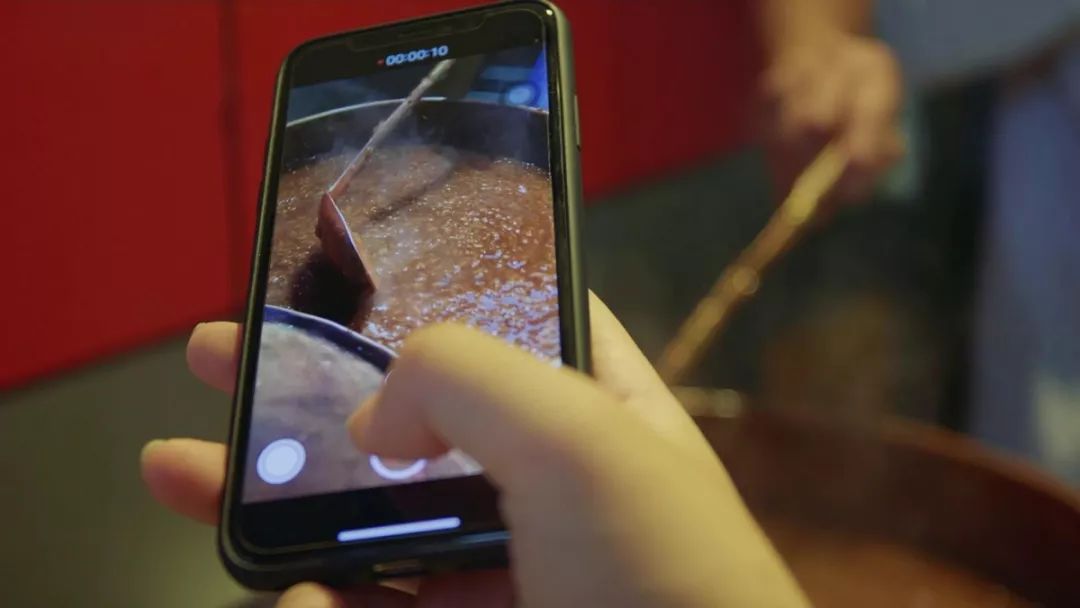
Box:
[377,58,385,66]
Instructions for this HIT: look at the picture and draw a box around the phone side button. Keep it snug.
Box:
[373,559,425,577]
[574,93,582,150]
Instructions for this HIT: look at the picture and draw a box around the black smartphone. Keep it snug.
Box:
[221,0,588,591]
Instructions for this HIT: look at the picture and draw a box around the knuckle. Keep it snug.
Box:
[866,42,902,74]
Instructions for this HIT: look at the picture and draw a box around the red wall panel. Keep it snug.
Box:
[0,0,758,388]
[0,2,232,389]
[565,1,758,192]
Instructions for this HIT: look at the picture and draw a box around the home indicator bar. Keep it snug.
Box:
[337,517,463,543]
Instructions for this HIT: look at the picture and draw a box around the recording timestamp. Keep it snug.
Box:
[380,45,450,67]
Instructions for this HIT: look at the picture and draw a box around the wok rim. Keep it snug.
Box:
[285,97,550,130]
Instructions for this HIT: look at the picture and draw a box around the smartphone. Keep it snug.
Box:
[220,0,588,590]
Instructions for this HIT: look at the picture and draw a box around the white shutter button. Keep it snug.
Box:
[370,455,427,481]
[256,438,306,485]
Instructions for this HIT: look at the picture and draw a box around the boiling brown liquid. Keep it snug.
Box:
[269,145,560,359]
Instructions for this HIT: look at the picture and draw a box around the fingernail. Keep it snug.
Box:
[278,583,337,608]
[140,439,167,462]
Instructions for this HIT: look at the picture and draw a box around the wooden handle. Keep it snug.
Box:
[656,145,847,385]
[327,59,456,199]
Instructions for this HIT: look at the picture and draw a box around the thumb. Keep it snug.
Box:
[346,323,625,494]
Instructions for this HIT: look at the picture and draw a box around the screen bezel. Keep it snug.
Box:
[223,2,585,562]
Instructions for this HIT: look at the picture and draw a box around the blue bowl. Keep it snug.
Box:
[263,305,397,372]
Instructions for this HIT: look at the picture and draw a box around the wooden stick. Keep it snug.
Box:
[316,59,457,292]
[327,59,456,199]
[656,145,847,385]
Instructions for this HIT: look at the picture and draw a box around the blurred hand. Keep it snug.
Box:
[141,295,808,608]
[762,31,905,203]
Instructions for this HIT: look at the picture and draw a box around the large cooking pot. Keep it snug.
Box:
[685,400,1080,607]
[283,99,550,171]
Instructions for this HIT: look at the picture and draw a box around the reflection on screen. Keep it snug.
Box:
[244,43,555,503]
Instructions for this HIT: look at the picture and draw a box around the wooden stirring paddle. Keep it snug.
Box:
[315,59,457,293]
[656,145,848,386]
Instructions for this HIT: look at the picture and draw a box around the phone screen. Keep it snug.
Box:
[233,7,574,551]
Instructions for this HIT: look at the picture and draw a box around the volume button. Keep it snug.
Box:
[573,94,582,149]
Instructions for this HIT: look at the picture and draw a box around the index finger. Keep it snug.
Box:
[348,323,635,494]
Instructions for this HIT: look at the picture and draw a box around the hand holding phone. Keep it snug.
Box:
[143,298,810,608]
